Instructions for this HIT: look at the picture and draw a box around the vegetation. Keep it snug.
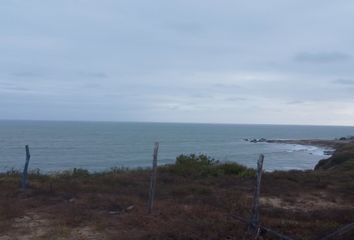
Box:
[315,142,354,170]
[0,153,354,239]
[161,154,255,178]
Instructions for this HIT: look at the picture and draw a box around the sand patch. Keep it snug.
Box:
[261,192,352,211]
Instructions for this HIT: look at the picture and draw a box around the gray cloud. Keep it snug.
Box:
[190,94,214,99]
[12,71,43,78]
[1,1,354,125]
[287,100,304,105]
[82,83,104,89]
[0,86,30,92]
[224,97,248,102]
[166,22,204,35]
[213,83,241,89]
[78,72,109,79]
[293,52,351,64]
[332,79,354,85]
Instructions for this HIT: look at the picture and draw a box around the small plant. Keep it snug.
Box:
[30,168,41,176]
[72,168,90,177]
[5,168,20,176]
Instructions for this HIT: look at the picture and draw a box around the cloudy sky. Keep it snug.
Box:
[1,0,354,125]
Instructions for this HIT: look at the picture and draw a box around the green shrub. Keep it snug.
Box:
[216,163,248,175]
[163,154,255,178]
[176,154,218,167]
[72,168,90,177]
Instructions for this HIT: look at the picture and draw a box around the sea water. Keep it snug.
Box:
[1,120,354,172]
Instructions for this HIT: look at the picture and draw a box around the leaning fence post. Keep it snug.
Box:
[20,145,31,190]
[148,142,159,214]
[249,154,264,235]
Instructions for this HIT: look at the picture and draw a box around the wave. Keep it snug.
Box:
[284,144,331,156]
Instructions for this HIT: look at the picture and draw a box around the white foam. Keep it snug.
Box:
[284,144,332,156]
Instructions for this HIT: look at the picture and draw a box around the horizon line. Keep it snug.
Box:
[0,118,353,128]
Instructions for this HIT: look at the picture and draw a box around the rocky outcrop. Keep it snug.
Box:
[244,138,267,143]
[315,142,354,170]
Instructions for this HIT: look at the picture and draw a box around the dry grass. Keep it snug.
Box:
[0,153,354,239]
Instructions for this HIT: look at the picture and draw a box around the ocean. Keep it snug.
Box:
[1,120,354,173]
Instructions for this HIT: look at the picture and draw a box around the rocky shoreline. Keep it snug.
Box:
[266,138,352,149]
[244,137,354,171]
[244,137,353,147]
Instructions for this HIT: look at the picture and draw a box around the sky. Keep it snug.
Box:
[1,0,354,126]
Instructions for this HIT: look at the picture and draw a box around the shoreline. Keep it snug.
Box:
[266,139,352,149]
[264,138,354,170]
[245,138,349,160]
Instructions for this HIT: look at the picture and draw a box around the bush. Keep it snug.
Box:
[217,163,248,175]
[163,154,255,178]
[176,154,218,166]
[72,168,90,177]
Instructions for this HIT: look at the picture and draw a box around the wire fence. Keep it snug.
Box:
[16,143,354,239]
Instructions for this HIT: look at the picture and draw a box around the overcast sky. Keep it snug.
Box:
[1,0,354,125]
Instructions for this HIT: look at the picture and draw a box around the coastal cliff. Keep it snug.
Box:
[247,137,354,170]
[252,137,354,170]
[315,142,354,170]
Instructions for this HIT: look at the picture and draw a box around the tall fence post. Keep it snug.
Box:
[148,142,159,214]
[21,145,31,190]
[249,154,264,236]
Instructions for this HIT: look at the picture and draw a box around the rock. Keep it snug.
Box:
[126,205,135,212]
[109,211,120,215]
[250,138,267,143]
[324,150,335,156]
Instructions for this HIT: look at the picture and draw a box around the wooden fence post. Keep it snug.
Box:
[249,154,264,235]
[148,142,159,214]
[20,145,31,190]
